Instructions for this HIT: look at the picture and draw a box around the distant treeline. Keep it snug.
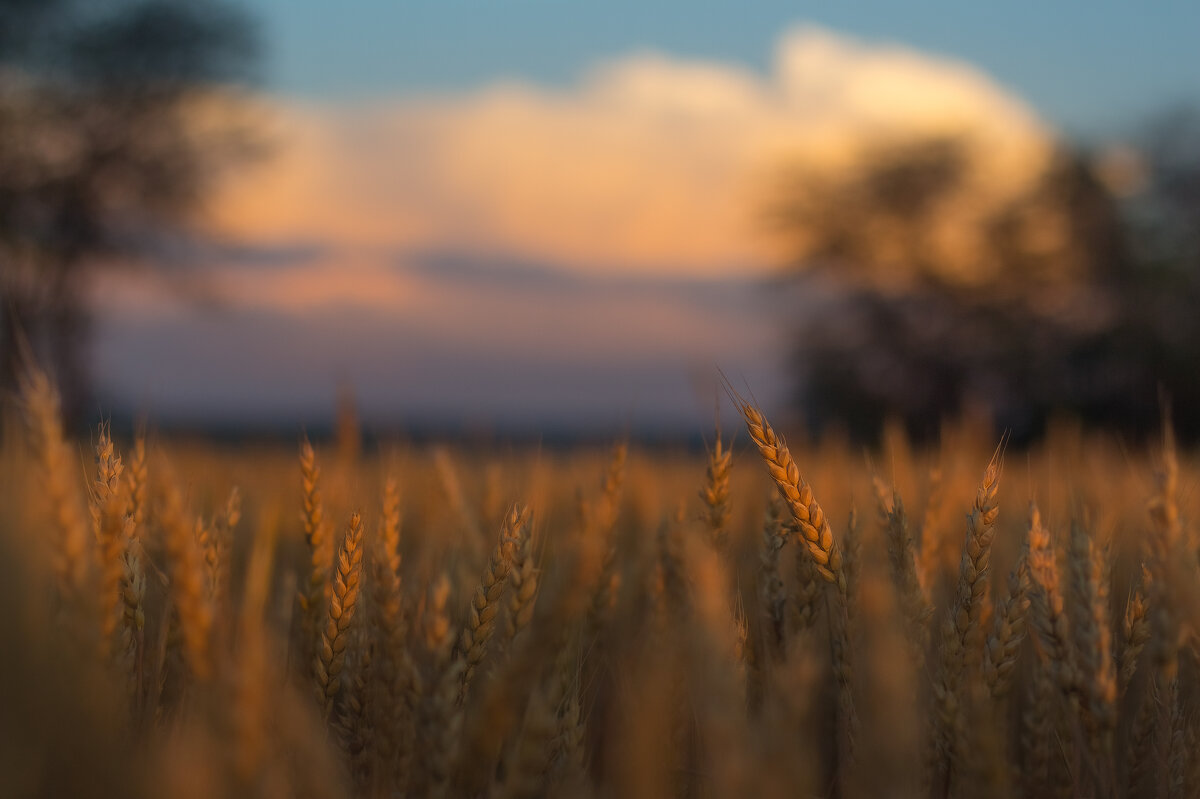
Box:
[769,117,1200,443]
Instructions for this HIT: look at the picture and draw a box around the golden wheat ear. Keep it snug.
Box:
[505,506,539,645]
[736,399,846,594]
[314,511,364,719]
[881,489,932,669]
[931,449,1003,789]
[299,436,332,615]
[368,474,418,794]
[699,423,732,550]
[457,503,530,704]
[18,365,94,619]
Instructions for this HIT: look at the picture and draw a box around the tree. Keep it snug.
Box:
[768,124,1200,443]
[0,0,258,422]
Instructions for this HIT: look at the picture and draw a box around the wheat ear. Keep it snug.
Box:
[505,509,539,644]
[882,489,932,667]
[114,431,148,709]
[982,547,1029,698]
[587,440,628,628]
[739,402,846,593]
[932,452,1002,783]
[458,503,528,702]
[91,424,129,650]
[422,574,464,799]
[315,512,364,719]
[369,475,417,794]
[161,479,214,683]
[1068,519,1116,765]
[19,367,93,612]
[1120,565,1152,697]
[299,437,332,615]
[1027,503,1074,693]
[700,426,732,550]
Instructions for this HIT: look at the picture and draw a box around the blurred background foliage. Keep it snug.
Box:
[0,0,259,420]
[769,114,1200,443]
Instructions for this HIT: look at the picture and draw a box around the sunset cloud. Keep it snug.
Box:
[95,26,1057,427]
[204,25,1053,286]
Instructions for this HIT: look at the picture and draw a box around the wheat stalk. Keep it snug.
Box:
[314,511,364,718]
[90,425,130,653]
[1027,503,1074,693]
[458,503,528,702]
[759,495,788,658]
[422,574,464,799]
[19,367,94,615]
[739,402,846,593]
[1068,519,1116,767]
[882,489,932,668]
[161,479,214,684]
[1120,564,1152,697]
[587,440,628,629]
[369,475,417,794]
[700,427,732,550]
[299,437,332,619]
[932,451,1002,787]
[505,508,539,644]
[982,546,1029,698]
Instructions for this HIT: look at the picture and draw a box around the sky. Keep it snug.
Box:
[246,1,1200,139]
[90,3,1200,435]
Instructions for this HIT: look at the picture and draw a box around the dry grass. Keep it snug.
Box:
[2,371,1200,798]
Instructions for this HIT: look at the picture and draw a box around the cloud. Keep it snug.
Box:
[95,26,1056,426]
[204,25,1053,285]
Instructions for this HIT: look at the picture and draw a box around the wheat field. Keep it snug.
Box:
[2,366,1198,799]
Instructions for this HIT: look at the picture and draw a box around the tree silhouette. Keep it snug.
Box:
[0,0,258,422]
[769,125,1200,443]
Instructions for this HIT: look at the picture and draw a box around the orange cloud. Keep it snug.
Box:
[204,25,1053,287]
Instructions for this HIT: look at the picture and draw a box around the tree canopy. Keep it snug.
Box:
[768,119,1200,443]
[0,0,259,421]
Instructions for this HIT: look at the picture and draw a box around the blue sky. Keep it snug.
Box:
[246,1,1200,139]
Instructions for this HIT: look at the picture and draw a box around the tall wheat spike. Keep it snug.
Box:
[315,512,364,719]
[458,503,528,702]
[932,451,1001,788]
[1027,503,1074,694]
[1147,422,1184,685]
[422,574,464,799]
[982,545,1029,699]
[369,475,417,794]
[230,508,278,783]
[126,431,148,531]
[587,440,628,629]
[299,437,332,622]
[119,433,147,710]
[119,519,146,708]
[882,489,932,667]
[1068,519,1116,773]
[739,402,846,593]
[700,426,732,550]
[161,478,214,684]
[90,424,129,651]
[89,422,124,532]
[209,486,240,610]
[1121,565,1152,697]
[505,508,539,644]
[19,367,93,614]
